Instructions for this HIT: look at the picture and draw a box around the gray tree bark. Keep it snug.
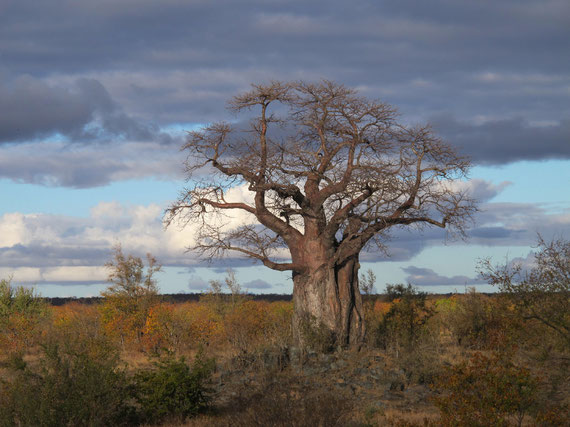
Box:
[292,256,364,349]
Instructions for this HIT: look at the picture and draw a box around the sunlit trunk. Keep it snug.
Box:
[292,256,365,349]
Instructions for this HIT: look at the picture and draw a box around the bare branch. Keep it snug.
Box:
[166,80,477,269]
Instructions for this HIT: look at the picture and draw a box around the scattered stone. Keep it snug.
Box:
[389,381,405,391]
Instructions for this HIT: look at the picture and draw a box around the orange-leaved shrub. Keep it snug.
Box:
[433,351,539,426]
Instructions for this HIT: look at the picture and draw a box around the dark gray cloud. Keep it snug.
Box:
[0,74,178,148]
[0,76,100,142]
[401,266,482,287]
[0,139,184,187]
[470,227,514,239]
[0,244,110,268]
[0,0,567,169]
[433,115,570,164]
[471,202,570,245]
[0,0,570,198]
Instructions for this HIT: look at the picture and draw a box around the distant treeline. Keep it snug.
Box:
[44,293,294,306]
[42,292,468,306]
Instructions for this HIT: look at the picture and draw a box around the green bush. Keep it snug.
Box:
[0,278,49,351]
[134,351,215,424]
[375,284,435,351]
[0,279,47,319]
[0,343,134,427]
[0,341,215,426]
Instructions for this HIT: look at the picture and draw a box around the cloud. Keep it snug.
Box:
[361,198,570,263]
[470,202,570,245]
[187,275,210,291]
[0,265,107,286]
[432,115,570,164]
[401,266,482,287]
[1,0,567,129]
[243,279,274,290]
[0,139,184,188]
[0,203,180,268]
[0,0,566,194]
[444,179,512,203]
[0,76,166,144]
[0,76,97,142]
[0,192,567,286]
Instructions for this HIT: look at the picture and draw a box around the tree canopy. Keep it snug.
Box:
[166,80,476,272]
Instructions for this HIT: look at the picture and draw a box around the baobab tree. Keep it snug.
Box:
[166,80,476,348]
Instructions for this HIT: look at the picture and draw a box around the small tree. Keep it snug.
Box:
[0,278,48,351]
[201,268,249,317]
[166,80,476,347]
[359,269,377,295]
[479,236,570,348]
[100,245,162,346]
[0,279,45,316]
[376,283,435,351]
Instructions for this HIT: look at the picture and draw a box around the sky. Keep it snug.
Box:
[1,0,569,297]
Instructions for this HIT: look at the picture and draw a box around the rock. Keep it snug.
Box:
[369,373,381,380]
[289,346,301,363]
[262,347,289,370]
[372,401,386,410]
[303,366,318,376]
[353,367,368,376]
[389,381,405,391]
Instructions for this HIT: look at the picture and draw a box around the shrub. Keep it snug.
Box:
[375,284,435,351]
[433,351,539,426]
[440,289,514,350]
[100,245,162,348]
[224,300,269,354]
[50,302,118,362]
[141,303,177,354]
[479,236,570,349]
[263,301,294,348]
[134,351,215,424]
[227,380,353,426]
[0,343,134,427]
[359,269,377,295]
[0,278,50,352]
[0,279,46,318]
[200,269,249,318]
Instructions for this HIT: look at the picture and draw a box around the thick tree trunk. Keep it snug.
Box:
[292,256,365,349]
